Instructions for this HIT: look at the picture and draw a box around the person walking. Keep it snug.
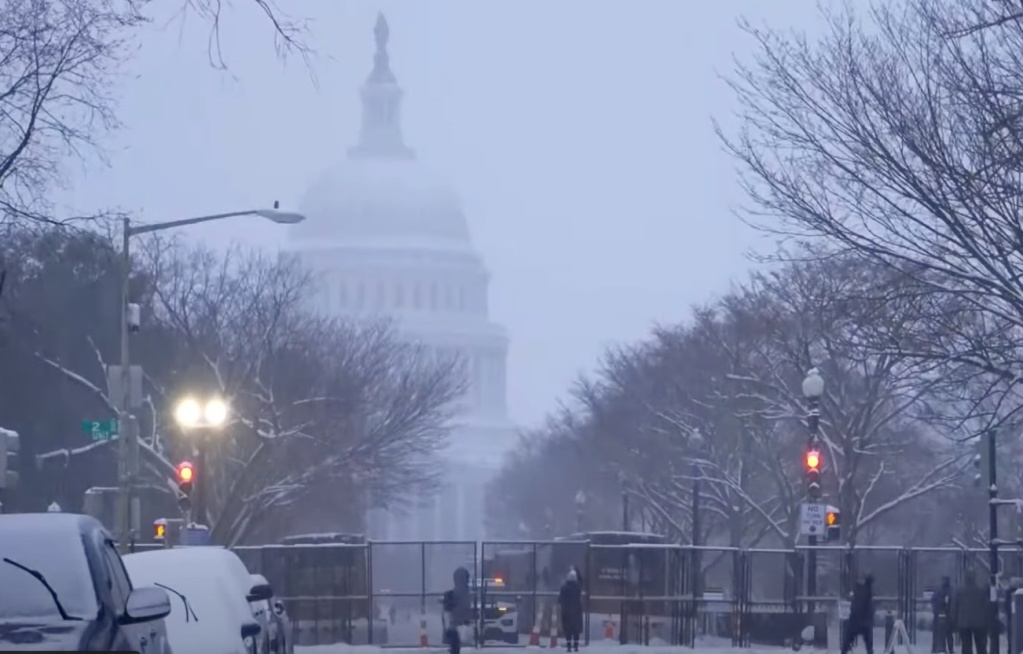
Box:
[559,569,584,651]
[931,577,954,653]
[443,567,473,654]
[952,570,989,654]
[841,574,875,654]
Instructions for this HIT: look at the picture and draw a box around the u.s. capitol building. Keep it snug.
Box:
[285,14,516,541]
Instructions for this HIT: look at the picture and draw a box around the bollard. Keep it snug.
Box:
[884,611,895,651]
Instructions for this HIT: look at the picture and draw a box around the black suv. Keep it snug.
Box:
[0,512,173,652]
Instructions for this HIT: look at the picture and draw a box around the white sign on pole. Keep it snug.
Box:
[800,502,827,536]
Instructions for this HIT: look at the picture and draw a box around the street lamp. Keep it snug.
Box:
[115,205,304,546]
[173,395,230,529]
[575,490,586,532]
[618,470,630,531]
[689,428,705,601]
[174,396,229,430]
[802,367,825,617]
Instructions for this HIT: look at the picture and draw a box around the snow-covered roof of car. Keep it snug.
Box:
[0,512,102,620]
[124,547,256,654]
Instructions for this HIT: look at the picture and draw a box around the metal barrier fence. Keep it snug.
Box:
[135,541,1023,648]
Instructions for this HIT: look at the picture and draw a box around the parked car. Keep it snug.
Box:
[123,546,265,654]
[248,573,292,654]
[0,512,172,652]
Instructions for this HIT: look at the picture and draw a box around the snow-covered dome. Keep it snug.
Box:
[290,14,469,246]
[294,159,470,244]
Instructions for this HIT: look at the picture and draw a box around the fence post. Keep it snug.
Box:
[367,542,374,645]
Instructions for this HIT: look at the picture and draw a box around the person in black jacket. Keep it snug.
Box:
[443,567,472,654]
[559,569,584,652]
[931,577,954,653]
[841,574,875,654]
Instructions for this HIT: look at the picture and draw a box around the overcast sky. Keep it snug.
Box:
[61,0,825,427]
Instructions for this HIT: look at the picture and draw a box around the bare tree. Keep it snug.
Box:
[28,237,462,543]
[720,0,1023,390]
[0,0,145,226]
[140,239,463,544]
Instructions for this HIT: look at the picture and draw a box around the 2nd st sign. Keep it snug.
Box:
[81,419,119,441]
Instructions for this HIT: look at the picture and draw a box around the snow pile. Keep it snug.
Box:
[124,547,257,654]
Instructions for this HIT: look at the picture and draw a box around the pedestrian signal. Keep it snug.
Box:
[826,509,841,542]
[154,519,167,541]
[176,460,195,494]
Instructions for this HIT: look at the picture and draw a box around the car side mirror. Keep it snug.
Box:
[120,587,171,625]
[241,622,262,639]
[248,582,273,602]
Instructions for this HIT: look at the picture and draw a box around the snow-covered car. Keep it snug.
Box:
[248,573,292,654]
[123,547,264,654]
[0,512,173,653]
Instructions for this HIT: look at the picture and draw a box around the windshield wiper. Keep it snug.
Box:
[154,582,198,622]
[2,557,82,621]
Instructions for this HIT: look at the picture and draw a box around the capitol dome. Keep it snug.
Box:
[294,159,470,244]
[290,14,469,247]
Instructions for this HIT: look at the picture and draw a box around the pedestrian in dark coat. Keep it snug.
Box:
[559,569,584,652]
[841,574,875,654]
[443,567,473,654]
[952,570,989,654]
[931,577,954,653]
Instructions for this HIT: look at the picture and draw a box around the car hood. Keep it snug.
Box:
[0,620,89,650]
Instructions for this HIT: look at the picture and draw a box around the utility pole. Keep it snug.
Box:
[986,430,1000,654]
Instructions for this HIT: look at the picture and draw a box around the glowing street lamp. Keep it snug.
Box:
[174,396,229,429]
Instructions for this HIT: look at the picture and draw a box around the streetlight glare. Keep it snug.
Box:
[255,208,306,224]
[174,397,202,428]
[204,398,229,426]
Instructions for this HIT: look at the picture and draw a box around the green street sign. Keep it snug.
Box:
[81,419,119,441]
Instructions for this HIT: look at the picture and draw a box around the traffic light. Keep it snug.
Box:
[176,460,195,495]
[826,509,841,542]
[153,519,167,541]
[805,447,822,496]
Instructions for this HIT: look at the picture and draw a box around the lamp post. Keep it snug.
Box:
[173,395,229,528]
[618,471,630,531]
[801,367,825,615]
[690,428,705,601]
[575,490,586,532]
[115,206,304,546]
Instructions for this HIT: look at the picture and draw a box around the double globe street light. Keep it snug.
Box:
[173,396,230,526]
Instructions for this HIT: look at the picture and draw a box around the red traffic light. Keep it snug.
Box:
[176,461,194,483]
[805,449,821,471]
[176,461,195,494]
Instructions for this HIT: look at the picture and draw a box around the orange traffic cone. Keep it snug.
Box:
[549,613,559,648]
[529,603,543,646]
[603,620,615,640]
[419,617,429,647]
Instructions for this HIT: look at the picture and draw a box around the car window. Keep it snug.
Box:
[101,540,132,611]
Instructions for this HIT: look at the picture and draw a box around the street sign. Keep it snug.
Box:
[800,502,827,536]
[81,419,119,441]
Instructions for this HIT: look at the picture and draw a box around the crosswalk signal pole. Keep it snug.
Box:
[802,368,825,620]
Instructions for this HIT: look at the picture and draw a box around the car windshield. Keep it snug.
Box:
[0,527,98,620]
